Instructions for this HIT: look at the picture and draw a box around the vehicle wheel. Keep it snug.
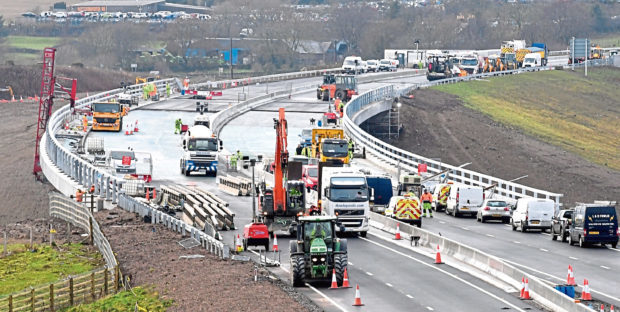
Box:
[181,166,185,175]
[416,220,422,228]
[551,233,557,241]
[567,234,574,246]
[322,91,329,101]
[335,89,345,100]
[291,255,305,287]
[481,216,486,223]
[511,219,516,231]
[359,231,367,238]
[184,169,191,176]
[612,242,617,249]
[579,236,586,248]
[334,253,347,286]
[264,243,269,252]
[316,90,321,100]
[561,232,567,243]
[243,239,248,251]
[521,223,527,233]
[476,215,481,222]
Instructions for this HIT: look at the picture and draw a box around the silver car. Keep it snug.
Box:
[476,199,511,223]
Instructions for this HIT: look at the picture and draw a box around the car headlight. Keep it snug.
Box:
[320,257,325,262]
[312,257,317,262]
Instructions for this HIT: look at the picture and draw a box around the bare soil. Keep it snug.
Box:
[96,208,318,312]
[388,89,620,207]
[2,217,89,245]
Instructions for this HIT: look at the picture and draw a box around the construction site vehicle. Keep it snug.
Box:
[180,125,222,176]
[310,128,349,165]
[0,86,14,100]
[482,55,506,73]
[397,173,422,196]
[316,74,358,102]
[118,93,139,107]
[258,108,306,235]
[426,55,455,81]
[590,45,603,60]
[320,167,370,237]
[459,55,480,75]
[290,216,348,287]
[385,194,422,227]
[92,101,128,132]
[135,72,160,85]
[243,222,269,251]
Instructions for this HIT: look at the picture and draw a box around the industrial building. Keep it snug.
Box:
[71,0,165,13]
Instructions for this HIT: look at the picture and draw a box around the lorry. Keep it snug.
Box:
[320,167,370,237]
[117,93,139,107]
[316,74,358,102]
[341,56,364,74]
[180,125,222,176]
[522,53,542,68]
[459,55,480,75]
[92,101,129,132]
[426,55,455,81]
[310,128,350,165]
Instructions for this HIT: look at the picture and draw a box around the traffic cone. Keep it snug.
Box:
[145,190,150,201]
[134,120,139,132]
[236,234,243,252]
[610,305,615,312]
[521,278,532,300]
[342,267,351,288]
[520,277,525,298]
[434,245,444,264]
[20,96,23,102]
[152,188,157,200]
[329,269,339,289]
[352,284,364,306]
[581,279,592,301]
[65,120,69,130]
[394,223,401,240]
[272,233,278,252]
[125,124,130,135]
[567,265,576,285]
[600,304,605,312]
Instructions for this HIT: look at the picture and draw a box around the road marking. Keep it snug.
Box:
[426,306,434,311]
[569,256,578,260]
[348,262,354,266]
[600,266,610,270]
[502,258,620,303]
[366,271,374,276]
[439,221,446,224]
[305,283,348,312]
[486,234,495,238]
[539,248,548,252]
[461,227,469,231]
[540,233,550,236]
[505,224,511,227]
[406,294,414,299]
[513,241,521,244]
[386,282,393,287]
[361,237,528,312]
[607,248,620,253]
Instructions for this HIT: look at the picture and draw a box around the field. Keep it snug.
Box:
[1,35,64,65]
[61,287,172,312]
[0,243,103,295]
[433,68,620,171]
[593,34,620,48]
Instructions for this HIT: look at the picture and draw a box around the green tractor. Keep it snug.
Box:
[289,216,348,287]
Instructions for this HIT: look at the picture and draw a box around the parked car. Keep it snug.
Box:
[53,11,68,18]
[366,60,379,72]
[566,202,618,248]
[511,198,555,232]
[551,209,573,242]
[445,185,484,217]
[476,199,511,223]
[22,12,37,18]
[302,165,318,191]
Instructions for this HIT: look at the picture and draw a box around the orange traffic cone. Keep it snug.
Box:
[342,268,351,288]
[329,269,339,289]
[134,120,139,132]
[521,278,532,300]
[20,96,23,102]
[600,304,605,312]
[567,265,576,285]
[273,233,278,252]
[236,234,243,252]
[146,190,150,201]
[65,120,69,130]
[125,124,130,135]
[352,284,364,306]
[520,277,525,298]
[434,245,444,264]
[610,305,615,312]
[581,279,592,301]
[152,188,157,200]
[394,223,401,240]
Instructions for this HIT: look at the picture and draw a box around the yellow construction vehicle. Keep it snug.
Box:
[0,86,14,100]
[310,128,350,165]
[135,72,160,85]
[92,101,129,132]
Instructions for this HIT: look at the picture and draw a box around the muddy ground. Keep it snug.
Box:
[96,208,318,312]
[379,89,620,207]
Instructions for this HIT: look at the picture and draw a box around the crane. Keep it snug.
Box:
[33,47,77,179]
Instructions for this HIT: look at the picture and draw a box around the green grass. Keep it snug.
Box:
[61,287,172,312]
[5,36,62,50]
[432,68,620,170]
[593,34,620,48]
[0,243,103,296]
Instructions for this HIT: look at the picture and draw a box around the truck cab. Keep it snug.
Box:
[92,102,128,132]
[180,125,222,176]
[321,167,370,237]
[319,138,350,165]
[342,56,363,74]
[523,53,542,68]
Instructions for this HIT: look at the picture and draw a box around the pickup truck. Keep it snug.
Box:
[550,209,573,242]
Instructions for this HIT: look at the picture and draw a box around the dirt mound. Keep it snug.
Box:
[384,89,620,207]
[96,208,318,312]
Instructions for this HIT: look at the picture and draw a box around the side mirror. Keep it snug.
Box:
[324,188,329,198]
[182,140,186,149]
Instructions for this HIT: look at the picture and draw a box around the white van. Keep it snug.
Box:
[342,56,363,74]
[445,185,484,217]
[522,53,541,68]
[511,198,555,232]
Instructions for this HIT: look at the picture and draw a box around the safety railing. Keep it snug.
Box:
[343,66,566,206]
[192,68,342,90]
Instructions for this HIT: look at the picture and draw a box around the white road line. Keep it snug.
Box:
[360,237,528,312]
[486,234,495,238]
[539,248,548,252]
[461,227,469,231]
[502,259,620,303]
[366,271,374,276]
[505,224,511,227]
[305,283,349,312]
[348,262,354,266]
[513,241,521,244]
[540,233,550,236]
[608,248,620,253]
[426,306,434,311]
[439,221,446,224]
[386,282,393,287]
[600,266,610,270]
[569,256,578,260]
[406,294,414,299]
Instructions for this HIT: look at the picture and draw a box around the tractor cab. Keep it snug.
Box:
[322,74,336,85]
[335,75,357,92]
[317,75,358,102]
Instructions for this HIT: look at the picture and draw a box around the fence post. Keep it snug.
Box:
[104,269,108,295]
[90,272,95,301]
[8,294,12,312]
[69,277,74,305]
[89,217,94,246]
[114,266,119,293]
[50,283,54,312]
[30,287,34,312]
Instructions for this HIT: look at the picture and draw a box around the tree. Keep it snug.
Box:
[0,15,6,37]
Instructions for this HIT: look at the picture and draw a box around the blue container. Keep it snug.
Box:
[555,285,575,298]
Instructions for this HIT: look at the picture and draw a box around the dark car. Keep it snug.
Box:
[551,209,573,242]
[567,203,618,248]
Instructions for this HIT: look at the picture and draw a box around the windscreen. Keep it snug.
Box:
[487,201,507,207]
[304,221,332,240]
[307,167,318,177]
[525,58,535,63]
[321,141,348,157]
[93,103,120,113]
[367,61,376,65]
[329,177,367,202]
[343,60,355,66]
[380,60,390,65]
[462,59,478,66]
[188,138,218,151]
[109,151,134,160]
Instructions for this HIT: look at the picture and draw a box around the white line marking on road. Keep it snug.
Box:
[406,294,414,299]
[305,283,348,312]
[439,221,446,224]
[386,282,393,287]
[486,234,495,238]
[513,241,521,244]
[608,248,620,253]
[461,227,469,231]
[426,306,434,311]
[505,224,511,227]
[348,262,354,266]
[600,266,610,270]
[502,259,620,303]
[539,248,548,252]
[361,237,528,312]
[569,256,578,260]
[366,271,374,276]
[540,233,550,236]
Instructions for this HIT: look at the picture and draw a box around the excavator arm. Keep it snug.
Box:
[273,108,288,213]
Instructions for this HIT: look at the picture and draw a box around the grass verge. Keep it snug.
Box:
[4,36,63,50]
[61,287,172,312]
[432,68,620,170]
[0,243,103,295]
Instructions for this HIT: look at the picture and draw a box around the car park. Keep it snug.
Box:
[511,198,555,232]
[566,202,618,248]
[550,209,573,242]
[445,185,484,217]
[476,199,511,223]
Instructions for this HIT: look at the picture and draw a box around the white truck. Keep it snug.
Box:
[180,125,222,176]
[341,56,364,75]
[522,53,542,68]
[320,167,371,237]
[459,55,480,75]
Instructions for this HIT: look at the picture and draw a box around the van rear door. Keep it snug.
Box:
[459,187,483,210]
[585,206,618,238]
[527,200,554,225]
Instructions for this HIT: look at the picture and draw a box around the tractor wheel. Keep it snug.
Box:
[291,255,305,287]
[322,91,329,101]
[335,89,346,101]
[316,90,322,100]
[334,253,347,286]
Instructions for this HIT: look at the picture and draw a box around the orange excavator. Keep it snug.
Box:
[258,108,306,235]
